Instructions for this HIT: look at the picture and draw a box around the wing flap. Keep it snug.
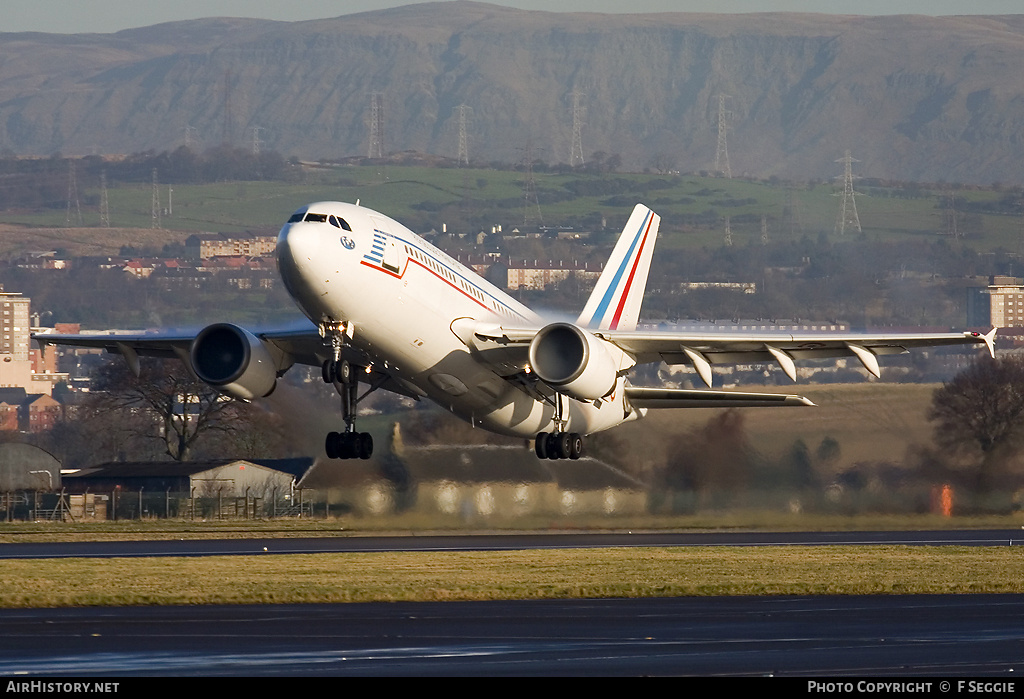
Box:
[625,386,815,409]
[610,328,995,386]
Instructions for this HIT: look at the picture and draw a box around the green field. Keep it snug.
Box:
[3,165,1021,252]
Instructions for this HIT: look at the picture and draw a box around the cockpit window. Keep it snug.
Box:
[289,209,349,229]
[326,215,352,231]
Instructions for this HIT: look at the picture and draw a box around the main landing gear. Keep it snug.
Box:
[534,392,583,460]
[320,321,374,460]
[325,428,373,460]
[534,431,583,460]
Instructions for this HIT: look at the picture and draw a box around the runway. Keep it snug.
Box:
[2,528,1023,559]
[1,595,1023,677]
[3,530,1023,676]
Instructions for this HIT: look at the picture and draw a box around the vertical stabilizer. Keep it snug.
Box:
[577,204,660,331]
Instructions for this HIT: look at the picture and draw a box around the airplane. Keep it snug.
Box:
[34,201,996,461]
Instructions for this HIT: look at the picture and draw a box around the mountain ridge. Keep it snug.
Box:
[3,2,1024,184]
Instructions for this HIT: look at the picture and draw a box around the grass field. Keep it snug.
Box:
[587,381,941,480]
[2,166,1020,251]
[2,545,1022,608]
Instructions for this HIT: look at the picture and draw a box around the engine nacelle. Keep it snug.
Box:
[190,323,278,401]
[528,322,621,401]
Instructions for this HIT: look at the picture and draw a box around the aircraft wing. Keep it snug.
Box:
[469,323,996,387]
[32,321,424,400]
[33,323,325,366]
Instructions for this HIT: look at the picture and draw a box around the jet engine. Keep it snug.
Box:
[190,323,278,401]
[528,322,621,401]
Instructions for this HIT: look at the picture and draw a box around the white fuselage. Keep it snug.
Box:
[276,201,638,438]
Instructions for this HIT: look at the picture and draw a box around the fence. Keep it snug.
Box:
[0,488,321,522]
[2,484,1021,522]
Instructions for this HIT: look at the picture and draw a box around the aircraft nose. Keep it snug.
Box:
[277,222,322,294]
[277,222,318,269]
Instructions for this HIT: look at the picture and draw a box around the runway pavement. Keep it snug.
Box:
[1,595,1023,677]
[2,528,1023,559]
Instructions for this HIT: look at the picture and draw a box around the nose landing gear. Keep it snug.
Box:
[320,320,374,460]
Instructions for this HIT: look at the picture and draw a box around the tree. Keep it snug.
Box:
[928,355,1024,490]
[89,357,244,461]
[659,409,754,499]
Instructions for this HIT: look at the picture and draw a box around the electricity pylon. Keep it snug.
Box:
[715,94,732,178]
[833,150,862,236]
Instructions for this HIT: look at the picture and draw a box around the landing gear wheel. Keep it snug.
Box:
[322,359,352,384]
[534,431,585,460]
[325,431,374,460]
[568,433,583,460]
[356,432,373,460]
[336,359,351,384]
[535,432,549,459]
[551,432,571,460]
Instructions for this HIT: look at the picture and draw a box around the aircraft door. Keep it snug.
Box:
[371,216,406,275]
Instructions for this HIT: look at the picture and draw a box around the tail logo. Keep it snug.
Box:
[580,206,659,331]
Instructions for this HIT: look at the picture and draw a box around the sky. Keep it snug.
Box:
[9,0,1024,34]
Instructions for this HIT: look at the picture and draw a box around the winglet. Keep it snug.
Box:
[978,327,997,358]
[577,204,660,332]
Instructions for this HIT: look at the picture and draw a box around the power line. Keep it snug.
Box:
[65,160,82,227]
[99,170,110,228]
[222,70,234,146]
[251,126,264,155]
[715,94,732,178]
[184,125,199,150]
[519,141,544,227]
[455,104,471,166]
[569,91,585,167]
[785,186,803,237]
[368,92,385,159]
[944,189,961,239]
[151,168,161,229]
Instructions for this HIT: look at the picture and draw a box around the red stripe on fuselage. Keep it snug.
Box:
[360,257,494,313]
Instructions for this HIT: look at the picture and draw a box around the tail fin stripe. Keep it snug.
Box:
[609,212,657,330]
[587,209,653,326]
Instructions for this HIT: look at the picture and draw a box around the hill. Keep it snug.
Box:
[2,4,1024,183]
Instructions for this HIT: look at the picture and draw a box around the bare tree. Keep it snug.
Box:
[89,357,243,461]
[928,355,1024,490]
